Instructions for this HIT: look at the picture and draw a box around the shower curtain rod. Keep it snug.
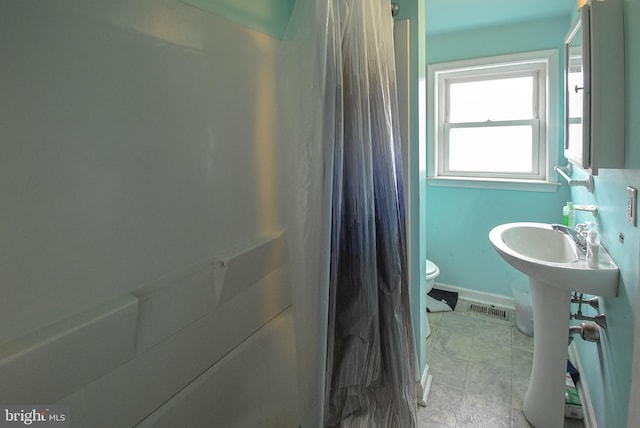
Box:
[391,2,400,17]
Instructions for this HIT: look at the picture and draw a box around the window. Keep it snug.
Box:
[428,50,559,191]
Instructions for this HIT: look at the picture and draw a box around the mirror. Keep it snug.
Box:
[564,7,590,169]
[563,0,624,175]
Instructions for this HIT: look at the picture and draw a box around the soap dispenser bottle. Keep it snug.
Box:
[563,202,576,228]
[587,228,600,269]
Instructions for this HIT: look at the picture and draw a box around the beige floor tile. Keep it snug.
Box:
[424,381,463,427]
[456,392,512,428]
[420,299,584,428]
[428,348,469,389]
[431,326,474,361]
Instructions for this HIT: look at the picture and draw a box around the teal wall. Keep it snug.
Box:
[179,0,295,38]
[568,1,640,426]
[425,16,571,297]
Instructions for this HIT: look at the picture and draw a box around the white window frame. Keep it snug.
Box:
[427,50,560,192]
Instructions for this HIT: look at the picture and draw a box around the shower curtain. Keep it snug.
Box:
[280,1,420,426]
[319,1,420,427]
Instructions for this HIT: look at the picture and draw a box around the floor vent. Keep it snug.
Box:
[468,303,509,320]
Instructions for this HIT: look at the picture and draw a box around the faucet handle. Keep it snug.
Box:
[575,223,587,233]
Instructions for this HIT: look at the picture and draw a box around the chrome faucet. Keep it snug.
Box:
[551,224,587,255]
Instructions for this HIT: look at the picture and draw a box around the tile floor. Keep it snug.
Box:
[416,299,585,428]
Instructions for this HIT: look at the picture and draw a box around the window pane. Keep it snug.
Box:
[448,126,533,173]
[449,77,534,122]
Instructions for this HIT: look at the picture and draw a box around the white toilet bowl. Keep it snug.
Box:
[425,259,440,294]
[425,259,451,313]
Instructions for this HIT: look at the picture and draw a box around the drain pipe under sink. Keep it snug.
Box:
[568,322,600,344]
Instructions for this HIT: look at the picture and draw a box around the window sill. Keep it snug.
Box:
[427,176,561,192]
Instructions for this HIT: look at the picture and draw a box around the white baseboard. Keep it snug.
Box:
[433,282,516,311]
[568,342,597,428]
[419,364,432,407]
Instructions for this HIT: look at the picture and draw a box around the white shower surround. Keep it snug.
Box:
[0,0,305,426]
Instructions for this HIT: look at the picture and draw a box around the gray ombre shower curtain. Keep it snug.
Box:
[318,1,420,427]
[279,0,420,426]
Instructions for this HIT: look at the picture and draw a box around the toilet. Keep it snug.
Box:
[425,259,451,313]
[425,259,440,295]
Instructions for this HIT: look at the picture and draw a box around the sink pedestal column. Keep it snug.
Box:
[523,278,571,428]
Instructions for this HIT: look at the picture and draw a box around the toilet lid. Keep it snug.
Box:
[425,259,438,276]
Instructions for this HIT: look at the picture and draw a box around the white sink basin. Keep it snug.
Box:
[489,222,619,427]
[489,222,619,296]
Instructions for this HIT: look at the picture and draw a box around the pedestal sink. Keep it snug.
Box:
[489,222,619,428]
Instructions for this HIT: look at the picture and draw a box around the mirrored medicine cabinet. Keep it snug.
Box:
[564,0,624,175]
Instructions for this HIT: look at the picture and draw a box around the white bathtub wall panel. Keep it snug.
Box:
[133,259,218,354]
[136,308,298,428]
[214,230,287,307]
[134,231,288,354]
[1,0,303,421]
[0,294,138,404]
[58,268,292,427]
[0,0,285,346]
